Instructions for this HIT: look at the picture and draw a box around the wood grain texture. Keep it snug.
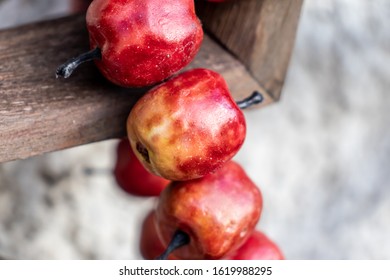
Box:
[197,0,303,100]
[0,15,270,163]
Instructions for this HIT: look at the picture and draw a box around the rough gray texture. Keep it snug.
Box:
[0,0,389,259]
[0,0,69,29]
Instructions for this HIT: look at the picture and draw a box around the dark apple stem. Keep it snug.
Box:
[155,230,190,260]
[236,91,264,110]
[56,47,102,78]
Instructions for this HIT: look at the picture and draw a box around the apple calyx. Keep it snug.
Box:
[155,230,190,260]
[236,91,264,110]
[136,142,151,164]
[56,47,102,78]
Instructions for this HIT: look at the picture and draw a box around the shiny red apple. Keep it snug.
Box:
[127,68,246,181]
[155,160,262,260]
[114,138,169,197]
[57,0,203,88]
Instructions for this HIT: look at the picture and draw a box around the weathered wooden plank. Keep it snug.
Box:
[197,0,303,100]
[0,15,270,163]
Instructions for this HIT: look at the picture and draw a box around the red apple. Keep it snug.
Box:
[58,0,203,88]
[127,68,246,181]
[155,160,262,260]
[114,139,169,197]
[229,230,284,260]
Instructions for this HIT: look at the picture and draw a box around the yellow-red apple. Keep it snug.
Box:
[127,68,246,181]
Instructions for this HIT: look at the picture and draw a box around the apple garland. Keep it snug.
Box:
[59,0,284,260]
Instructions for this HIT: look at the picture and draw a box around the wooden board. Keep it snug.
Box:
[0,15,270,163]
[197,0,303,100]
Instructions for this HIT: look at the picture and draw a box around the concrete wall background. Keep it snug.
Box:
[0,0,389,259]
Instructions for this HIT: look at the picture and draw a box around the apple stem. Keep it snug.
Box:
[236,91,264,110]
[56,47,102,78]
[155,230,190,260]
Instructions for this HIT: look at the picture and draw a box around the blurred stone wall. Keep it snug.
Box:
[0,0,69,28]
[0,0,389,259]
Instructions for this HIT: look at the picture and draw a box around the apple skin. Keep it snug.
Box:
[127,68,246,181]
[228,230,284,260]
[114,139,169,197]
[139,211,177,260]
[155,160,262,260]
[86,0,203,87]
